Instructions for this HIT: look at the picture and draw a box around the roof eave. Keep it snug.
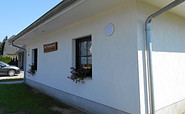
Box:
[11,0,78,43]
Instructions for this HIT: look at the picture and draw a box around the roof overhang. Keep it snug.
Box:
[13,0,124,45]
[12,0,185,45]
[142,0,185,18]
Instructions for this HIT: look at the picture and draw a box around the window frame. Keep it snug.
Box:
[76,36,92,77]
[32,48,38,70]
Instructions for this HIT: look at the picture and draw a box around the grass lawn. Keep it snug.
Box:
[0,78,24,82]
[0,84,84,114]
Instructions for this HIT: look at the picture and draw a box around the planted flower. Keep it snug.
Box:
[27,64,36,76]
[67,67,89,83]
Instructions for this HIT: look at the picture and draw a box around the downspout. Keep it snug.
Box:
[11,40,27,83]
[8,0,78,83]
[145,0,185,114]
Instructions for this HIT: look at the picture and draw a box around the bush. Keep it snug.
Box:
[0,56,12,64]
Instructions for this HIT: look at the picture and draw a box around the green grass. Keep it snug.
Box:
[0,84,74,114]
[0,78,24,82]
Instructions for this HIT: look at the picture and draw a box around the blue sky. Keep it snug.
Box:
[0,0,62,42]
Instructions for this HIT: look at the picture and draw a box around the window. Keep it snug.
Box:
[76,36,92,77]
[32,48,38,70]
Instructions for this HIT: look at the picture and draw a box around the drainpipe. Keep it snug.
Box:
[11,40,27,83]
[145,0,185,114]
[8,0,78,83]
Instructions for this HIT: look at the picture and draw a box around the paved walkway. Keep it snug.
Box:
[0,71,24,84]
[0,81,24,84]
[0,71,24,80]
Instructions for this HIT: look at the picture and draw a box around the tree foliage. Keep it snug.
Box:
[0,56,12,63]
[0,36,8,55]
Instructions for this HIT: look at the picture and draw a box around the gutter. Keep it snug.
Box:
[145,0,185,114]
[11,0,77,43]
[10,0,78,83]
[11,42,27,82]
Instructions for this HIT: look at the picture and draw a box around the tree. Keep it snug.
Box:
[0,36,8,55]
[0,56,12,63]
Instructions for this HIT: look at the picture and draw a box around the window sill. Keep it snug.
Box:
[84,77,92,80]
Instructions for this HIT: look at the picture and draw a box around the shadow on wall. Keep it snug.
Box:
[151,15,185,53]
[138,11,185,112]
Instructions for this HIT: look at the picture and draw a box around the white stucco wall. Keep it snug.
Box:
[25,1,140,114]
[137,1,185,113]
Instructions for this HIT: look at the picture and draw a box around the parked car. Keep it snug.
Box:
[0,61,20,76]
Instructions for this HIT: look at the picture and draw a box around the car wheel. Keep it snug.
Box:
[8,70,15,76]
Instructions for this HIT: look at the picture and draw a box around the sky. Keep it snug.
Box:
[0,0,62,42]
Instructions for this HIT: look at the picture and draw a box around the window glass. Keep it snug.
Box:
[81,57,87,67]
[80,41,87,56]
[32,48,38,70]
[76,36,92,77]
[87,41,92,56]
[87,57,92,64]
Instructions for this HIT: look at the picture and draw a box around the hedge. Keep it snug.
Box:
[0,56,12,64]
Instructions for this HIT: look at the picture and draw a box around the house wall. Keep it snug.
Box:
[25,1,140,114]
[137,1,185,114]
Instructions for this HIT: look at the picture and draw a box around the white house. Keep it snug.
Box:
[3,36,25,69]
[10,0,185,114]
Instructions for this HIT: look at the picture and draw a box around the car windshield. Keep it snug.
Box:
[0,61,10,67]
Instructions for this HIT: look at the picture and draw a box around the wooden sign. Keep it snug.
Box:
[43,42,58,53]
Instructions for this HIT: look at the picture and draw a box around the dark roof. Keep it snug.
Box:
[4,36,24,55]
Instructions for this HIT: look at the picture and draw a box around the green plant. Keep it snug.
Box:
[0,56,12,64]
[67,67,90,83]
[0,84,83,113]
[27,64,36,76]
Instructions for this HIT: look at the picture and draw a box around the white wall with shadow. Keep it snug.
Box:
[137,1,185,113]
